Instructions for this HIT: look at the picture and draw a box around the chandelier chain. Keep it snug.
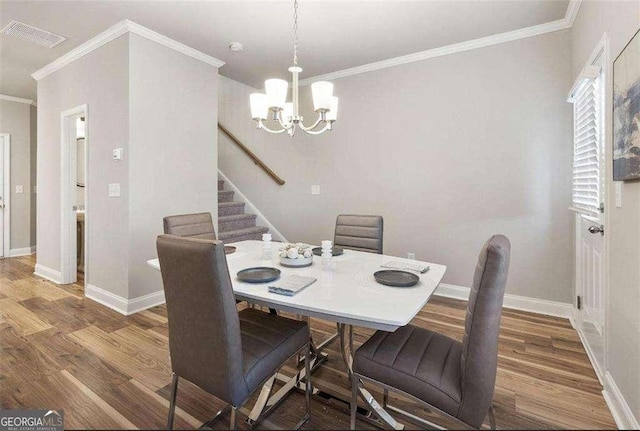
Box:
[293,0,299,65]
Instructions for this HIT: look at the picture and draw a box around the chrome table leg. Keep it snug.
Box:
[338,324,405,430]
[245,336,327,427]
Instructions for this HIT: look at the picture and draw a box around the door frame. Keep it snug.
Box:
[60,104,88,285]
[0,133,10,257]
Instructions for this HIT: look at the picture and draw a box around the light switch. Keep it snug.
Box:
[113,148,124,161]
[311,185,320,195]
[108,183,121,197]
[15,185,24,194]
[615,182,622,208]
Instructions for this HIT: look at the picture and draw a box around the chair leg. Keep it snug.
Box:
[166,373,179,430]
[383,388,389,408]
[350,374,358,430]
[229,406,237,430]
[305,343,311,420]
[488,405,496,430]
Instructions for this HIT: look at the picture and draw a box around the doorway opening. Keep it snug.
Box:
[0,133,10,258]
[60,105,88,290]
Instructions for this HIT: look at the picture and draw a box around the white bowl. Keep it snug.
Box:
[279,255,313,268]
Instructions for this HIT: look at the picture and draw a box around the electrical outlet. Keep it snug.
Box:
[311,185,320,195]
[407,252,416,260]
[33,185,37,193]
[15,185,24,194]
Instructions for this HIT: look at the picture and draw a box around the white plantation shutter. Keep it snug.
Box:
[569,66,603,216]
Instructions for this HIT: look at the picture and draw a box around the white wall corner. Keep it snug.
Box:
[33,263,62,284]
[435,283,574,319]
[10,246,37,257]
[603,372,640,430]
[86,284,165,316]
[217,169,288,243]
[31,19,224,82]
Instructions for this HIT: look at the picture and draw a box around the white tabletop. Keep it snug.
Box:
[147,241,446,332]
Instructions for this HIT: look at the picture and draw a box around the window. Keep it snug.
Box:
[568,63,604,217]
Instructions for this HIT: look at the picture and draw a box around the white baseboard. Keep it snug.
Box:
[218,169,288,243]
[435,283,574,318]
[127,290,166,315]
[10,246,36,257]
[603,371,640,430]
[569,307,605,385]
[33,263,62,284]
[86,283,165,316]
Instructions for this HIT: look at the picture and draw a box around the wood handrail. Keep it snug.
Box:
[218,123,285,186]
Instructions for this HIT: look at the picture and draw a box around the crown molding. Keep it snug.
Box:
[565,0,583,27]
[0,94,36,106]
[299,18,570,86]
[126,20,225,69]
[299,1,581,87]
[32,19,224,81]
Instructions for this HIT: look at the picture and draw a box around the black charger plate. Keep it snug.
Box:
[373,270,419,287]
[311,246,344,257]
[237,267,281,283]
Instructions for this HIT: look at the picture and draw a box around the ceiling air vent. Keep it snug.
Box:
[1,21,66,48]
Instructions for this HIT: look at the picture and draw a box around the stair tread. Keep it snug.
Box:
[218,201,245,207]
[219,213,257,221]
[219,226,268,239]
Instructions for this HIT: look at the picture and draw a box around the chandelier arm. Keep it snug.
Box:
[297,113,325,132]
[257,120,288,134]
[300,122,333,135]
[276,115,294,131]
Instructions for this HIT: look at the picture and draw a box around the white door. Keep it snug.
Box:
[575,213,606,379]
[569,44,606,381]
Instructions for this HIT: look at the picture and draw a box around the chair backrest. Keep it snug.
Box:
[334,215,383,254]
[156,235,248,406]
[458,235,510,428]
[163,212,216,240]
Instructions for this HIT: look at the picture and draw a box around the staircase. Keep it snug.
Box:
[218,179,269,243]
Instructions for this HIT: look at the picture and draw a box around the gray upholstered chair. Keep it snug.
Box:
[163,212,216,240]
[156,235,311,430]
[350,235,511,430]
[334,214,384,254]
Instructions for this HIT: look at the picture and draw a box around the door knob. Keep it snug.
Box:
[588,225,604,236]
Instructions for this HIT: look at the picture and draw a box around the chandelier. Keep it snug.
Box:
[249,0,338,137]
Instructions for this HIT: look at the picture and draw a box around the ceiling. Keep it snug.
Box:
[1,0,570,100]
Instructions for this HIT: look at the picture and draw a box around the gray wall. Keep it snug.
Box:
[571,0,640,422]
[0,99,36,250]
[37,35,130,296]
[128,34,219,298]
[37,31,219,302]
[219,30,574,303]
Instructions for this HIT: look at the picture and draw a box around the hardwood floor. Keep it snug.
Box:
[1,254,616,430]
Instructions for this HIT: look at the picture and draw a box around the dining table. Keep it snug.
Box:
[147,240,446,430]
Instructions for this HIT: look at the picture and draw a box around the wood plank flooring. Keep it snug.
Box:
[0,254,616,429]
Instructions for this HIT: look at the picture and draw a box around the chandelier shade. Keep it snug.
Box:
[250,93,269,120]
[265,79,288,110]
[249,0,338,137]
[311,81,334,111]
